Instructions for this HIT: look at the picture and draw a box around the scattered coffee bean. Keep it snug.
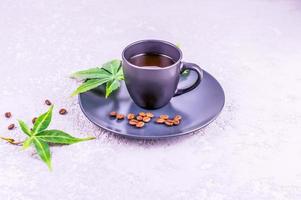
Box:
[146,112,154,118]
[136,115,143,121]
[45,99,52,106]
[164,119,174,126]
[127,113,135,120]
[155,118,165,124]
[142,116,151,123]
[129,119,138,126]
[109,111,182,128]
[139,112,146,117]
[174,115,182,121]
[59,108,67,115]
[4,112,12,118]
[32,117,37,124]
[136,121,145,128]
[110,111,117,117]
[160,114,169,120]
[8,124,15,130]
[116,114,125,120]
[173,119,180,125]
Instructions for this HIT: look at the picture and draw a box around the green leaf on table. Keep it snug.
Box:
[33,138,52,170]
[71,59,124,98]
[32,105,53,134]
[22,137,34,149]
[71,78,110,97]
[16,105,95,170]
[18,120,32,136]
[36,130,95,144]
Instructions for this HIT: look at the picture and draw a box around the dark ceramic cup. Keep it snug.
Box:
[122,39,203,109]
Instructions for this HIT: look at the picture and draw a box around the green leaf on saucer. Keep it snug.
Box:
[101,59,121,73]
[71,78,110,97]
[105,79,120,98]
[70,67,110,80]
[181,69,190,77]
[71,59,124,98]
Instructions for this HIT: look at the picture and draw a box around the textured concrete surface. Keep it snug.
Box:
[0,0,301,199]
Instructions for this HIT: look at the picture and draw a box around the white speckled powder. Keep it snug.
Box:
[0,0,301,199]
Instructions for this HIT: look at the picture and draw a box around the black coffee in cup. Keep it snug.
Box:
[129,53,175,68]
[122,40,203,109]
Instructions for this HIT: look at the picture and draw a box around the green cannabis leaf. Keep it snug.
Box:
[18,105,95,170]
[33,138,51,169]
[36,130,94,144]
[71,59,124,98]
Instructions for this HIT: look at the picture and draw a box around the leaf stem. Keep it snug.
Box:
[0,136,24,146]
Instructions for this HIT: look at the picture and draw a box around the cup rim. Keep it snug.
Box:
[122,39,183,70]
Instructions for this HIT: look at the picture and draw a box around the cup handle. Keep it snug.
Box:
[174,62,204,97]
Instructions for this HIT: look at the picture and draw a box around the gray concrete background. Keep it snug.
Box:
[0,0,301,199]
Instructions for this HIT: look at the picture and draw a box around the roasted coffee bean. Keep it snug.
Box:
[45,99,52,106]
[32,117,37,124]
[129,119,138,126]
[174,115,182,121]
[4,112,12,118]
[146,112,154,118]
[160,114,169,120]
[173,119,180,125]
[59,108,67,115]
[127,113,135,120]
[142,116,151,123]
[136,121,145,128]
[8,124,15,130]
[109,111,117,117]
[164,119,174,126]
[116,114,125,120]
[139,112,146,117]
[155,118,165,124]
[136,115,143,121]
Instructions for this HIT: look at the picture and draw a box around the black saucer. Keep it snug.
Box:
[78,70,225,139]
